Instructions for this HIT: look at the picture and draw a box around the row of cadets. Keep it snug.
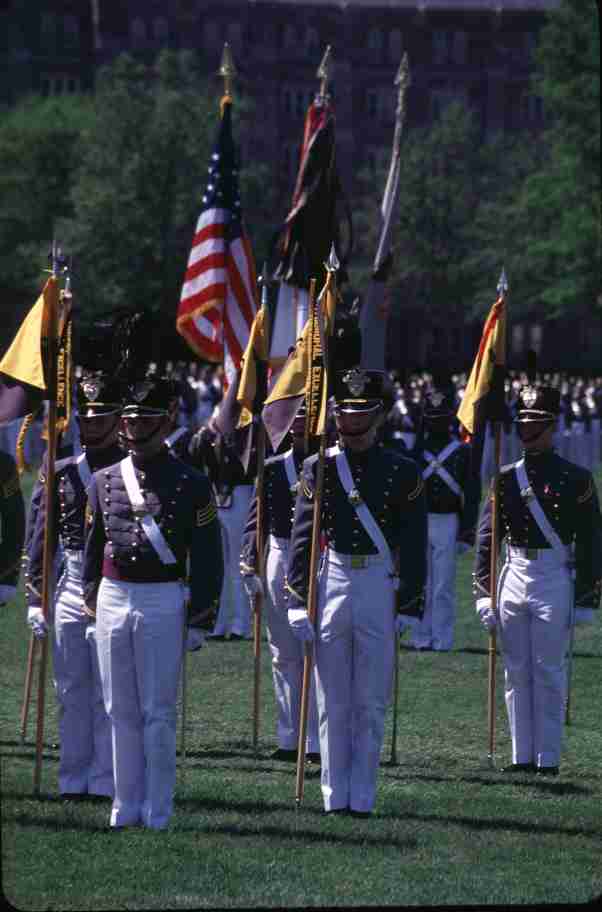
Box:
[404,390,480,652]
[474,384,602,775]
[284,323,428,817]
[82,361,224,829]
[239,402,321,763]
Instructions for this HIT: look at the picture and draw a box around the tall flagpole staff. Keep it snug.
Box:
[251,266,271,752]
[295,246,339,808]
[387,53,411,768]
[487,267,508,768]
[33,243,66,794]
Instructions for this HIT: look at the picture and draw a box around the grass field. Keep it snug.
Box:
[2,469,601,910]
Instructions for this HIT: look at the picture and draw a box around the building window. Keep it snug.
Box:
[530,324,543,354]
[131,18,147,49]
[512,324,525,356]
[154,17,169,43]
[306,27,319,53]
[284,24,296,50]
[63,15,80,50]
[389,29,402,60]
[433,30,448,65]
[452,31,466,65]
[203,20,219,48]
[40,13,57,52]
[367,28,383,52]
[366,90,378,118]
[227,22,242,50]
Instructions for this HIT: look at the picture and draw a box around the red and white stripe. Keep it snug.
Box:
[178,209,257,377]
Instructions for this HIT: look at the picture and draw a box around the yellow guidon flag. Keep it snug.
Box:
[457,291,507,438]
[0,276,60,424]
[261,271,337,453]
[236,305,270,430]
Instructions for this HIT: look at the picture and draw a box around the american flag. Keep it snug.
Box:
[177,100,258,381]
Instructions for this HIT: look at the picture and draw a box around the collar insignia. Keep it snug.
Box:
[343,369,367,398]
[430,392,444,408]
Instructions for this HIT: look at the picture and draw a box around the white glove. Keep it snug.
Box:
[476,597,497,632]
[27,606,48,640]
[456,542,472,556]
[242,575,264,599]
[0,584,17,606]
[575,608,594,626]
[84,624,96,643]
[186,628,206,651]
[288,608,315,644]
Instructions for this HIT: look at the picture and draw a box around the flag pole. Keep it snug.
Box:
[20,633,37,743]
[252,268,270,752]
[487,268,508,768]
[33,243,62,795]
[295,248,338,806]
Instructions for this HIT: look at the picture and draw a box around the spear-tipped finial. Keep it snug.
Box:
[316,45,333,101]
[325,243,340,274]
[497,267,509,296]
[218,43,237,98]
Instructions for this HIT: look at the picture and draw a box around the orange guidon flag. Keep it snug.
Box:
[236,305,270,430]
[457,292,506,437]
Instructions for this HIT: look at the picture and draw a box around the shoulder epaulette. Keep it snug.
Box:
[196,501,218,527]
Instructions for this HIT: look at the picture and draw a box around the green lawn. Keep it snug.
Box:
[1,469,601,909]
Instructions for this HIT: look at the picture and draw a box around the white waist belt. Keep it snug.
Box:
[327,549,385,569]
[507,544,570,564]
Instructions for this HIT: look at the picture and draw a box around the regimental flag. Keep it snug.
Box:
[177,100,258,382]
[270,97,345,377]
[236,306,270,430]
[457,291,507,438]
[360,55,410,371]
[262,271,337,452]
[0,276,60,425]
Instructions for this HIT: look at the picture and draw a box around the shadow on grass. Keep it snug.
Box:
[381,767,595,795]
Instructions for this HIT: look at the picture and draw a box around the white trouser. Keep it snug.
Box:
[410,513,459,651]
[212,485,254,637]
[52,551,113,797]
[315,550,396,812]
[265,536,319,752]
[96,578,185,829]
[498,548,572,768]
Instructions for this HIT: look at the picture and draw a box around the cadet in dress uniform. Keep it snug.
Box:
[190,420,256,639]
[474,386,602,775]
[0,448,25,606]
[239,404,320,763]
[25,373,123,799]
[408,391,480,651]
[82,376,223,829]
[286,369,427,815]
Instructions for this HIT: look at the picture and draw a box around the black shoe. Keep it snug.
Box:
[85,794,113,803]
[306,752,321,765]
[324,808,348,816]
[349,810,372,818]
[500,763,536,774]
[535,766,559,777]
[270,748,298,762]
[61,793,88,802]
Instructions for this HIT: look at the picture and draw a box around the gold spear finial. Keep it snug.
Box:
[316,45,333,101]
[218,42,237,100]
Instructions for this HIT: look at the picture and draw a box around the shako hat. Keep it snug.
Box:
[330,310,384,413]
[516,385,560,423]
[121,375,179,418]
[76,371,123,416]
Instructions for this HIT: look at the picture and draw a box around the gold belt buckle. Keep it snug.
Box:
[351,556,367,570]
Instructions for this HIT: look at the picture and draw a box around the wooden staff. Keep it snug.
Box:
[20,633,37,742]
[33,262,61,795]
[487,422,503,767]
[252,423,266,751]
